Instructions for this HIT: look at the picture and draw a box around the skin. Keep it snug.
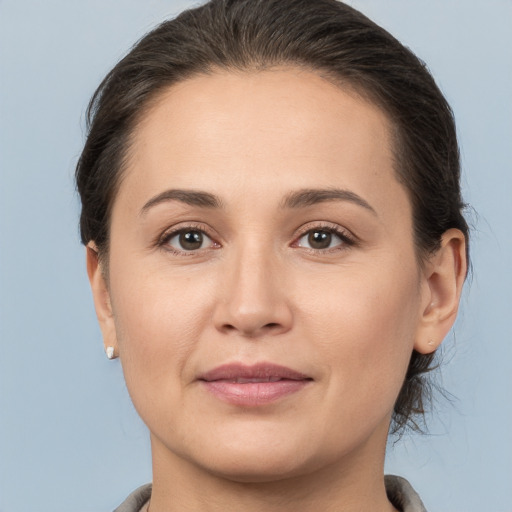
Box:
[87,67,466,512]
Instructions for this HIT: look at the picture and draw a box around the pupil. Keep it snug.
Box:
[180,231,203,250]
[308,230,331,249]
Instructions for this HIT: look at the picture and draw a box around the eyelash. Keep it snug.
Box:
[156,222,356,256]
[292,223,356,253]
[157,222,219,256]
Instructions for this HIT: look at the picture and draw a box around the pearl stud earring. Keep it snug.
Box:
[106,346,115,359]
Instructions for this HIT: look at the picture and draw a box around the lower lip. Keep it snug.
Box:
[201,380,310,407]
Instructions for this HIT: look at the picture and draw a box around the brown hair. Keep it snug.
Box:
[76,0,469,433]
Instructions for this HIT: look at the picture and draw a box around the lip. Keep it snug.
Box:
[198,363,312,407]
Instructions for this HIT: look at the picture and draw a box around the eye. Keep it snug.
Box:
[295,228,349,250]
[165,229,215,252]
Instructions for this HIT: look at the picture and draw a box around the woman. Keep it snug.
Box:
[76,0,468,510]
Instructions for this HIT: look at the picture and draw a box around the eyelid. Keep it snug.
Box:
[291,222,357,251]
[157,222,221,254]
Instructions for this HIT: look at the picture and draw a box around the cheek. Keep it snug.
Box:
[109,262,217,408]
[294,259,421,420]
[297,258,420,342]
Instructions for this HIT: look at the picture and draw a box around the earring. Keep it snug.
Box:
[106,346,115,359]
[428,339,435,346]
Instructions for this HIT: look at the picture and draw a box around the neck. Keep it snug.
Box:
[147,429,397,512]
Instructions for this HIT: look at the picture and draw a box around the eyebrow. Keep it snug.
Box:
[281,188,377,215]
[140,189,223,216]
[139,187,376,216]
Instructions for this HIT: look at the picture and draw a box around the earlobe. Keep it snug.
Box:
[415,229,467,355]
[86,243,118,357]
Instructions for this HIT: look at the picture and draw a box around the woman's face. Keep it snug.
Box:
[92,68,436,480]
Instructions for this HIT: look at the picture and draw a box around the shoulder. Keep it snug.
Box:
[385,475,427,512]
[113,484,152,512]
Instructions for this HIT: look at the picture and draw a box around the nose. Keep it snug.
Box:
[212,245,293,338]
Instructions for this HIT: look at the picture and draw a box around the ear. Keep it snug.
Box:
[415,228,467,355]
[86,243,118,358]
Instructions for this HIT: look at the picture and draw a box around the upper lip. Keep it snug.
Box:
[199,363,311,382]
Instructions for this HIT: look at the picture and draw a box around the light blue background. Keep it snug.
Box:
[1,1,511,511]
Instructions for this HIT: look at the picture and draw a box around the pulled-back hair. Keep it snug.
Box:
[76,0,469,433]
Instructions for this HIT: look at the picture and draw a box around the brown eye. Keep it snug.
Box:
[296,228,347,251]
[180,231,203,250]
[308,230,332,249]
[167,230,213,251]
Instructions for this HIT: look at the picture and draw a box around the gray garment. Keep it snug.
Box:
[114,475,427,512]
[114,484,151,512]
[385,475,428,512]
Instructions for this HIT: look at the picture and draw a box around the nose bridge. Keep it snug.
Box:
[214,235,292,336]
[234,239,273,303]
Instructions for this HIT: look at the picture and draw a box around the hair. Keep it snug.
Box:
[76,0,469,433]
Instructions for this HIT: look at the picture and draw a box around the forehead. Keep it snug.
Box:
[118,67,409,223]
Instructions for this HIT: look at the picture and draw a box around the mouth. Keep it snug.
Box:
[198,363,313,407]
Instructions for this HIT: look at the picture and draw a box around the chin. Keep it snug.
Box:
[187,431,334,484]
[204,453,315,484]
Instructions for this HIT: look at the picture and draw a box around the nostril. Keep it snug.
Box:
[220,321,284,336]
